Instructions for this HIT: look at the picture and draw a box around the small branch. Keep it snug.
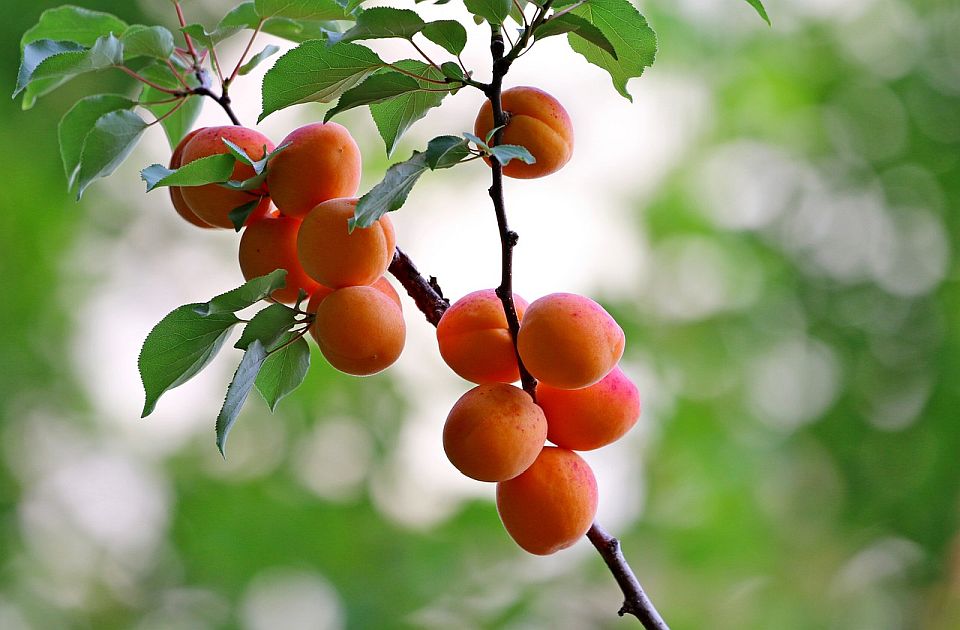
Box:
[165,59,192,90]
[587,524,669,630]
[116,66,183,95]
[173,0,200,65]
[388,247,449,326]
[513,0,530,29]
[503,0,557,66]
[385,63,451,85]
[193,87,241,126]
[227,18,265,85]
[147,95,188,126]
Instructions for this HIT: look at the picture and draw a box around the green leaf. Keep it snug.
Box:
[464,0,511,25]
[488,144,536,166]
[256,335,311,412]
[325,71,421,121]
[216,340,269,456]
[259,41,384,121]
[14,34,124,98]
[74,110,149,199]
[139,305,241,417]
[20,76,71,111]
[21,5,128,49]
[58,94,135,188]
[535,13,617,59]
[369,60,449,155]
[14,40,84,98]
[220,142,289,192]
[440,62,464,81]
[121,25,175,60]
[140,154,236,192]
[229,198,265,231]
[220,2,342,43]
[337,7,425,43]
[352,135,468,229]
[421,20,467,56]
[254,0,353,21]
[239,44,281,75]
[138,63,203,150]
[235,303,298,350]
[462,131,488,149]
[743,0,771,25]
[566,0,657,101]
[196,270,289,316]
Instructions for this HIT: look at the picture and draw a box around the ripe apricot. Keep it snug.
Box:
[517,293,624,390]
[297,198,396,289]
[436,290,529,384]
[238,213,321,304]
[443,384,547,482]
[496,446,598,555]
[537,366,640,451]
[266,122,362,219]
[474,86,574,179]
[169,128,213,228]
[180,126,276,229]
[306,276,401,312]
[309,285,405,376]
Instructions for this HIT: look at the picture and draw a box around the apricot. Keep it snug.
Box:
[436,290,529,384]
[537,366,640,451]
[474,86,574,179]
[306,276,401,312]
[297,198,396,289]
[169,128,213,228]
[180,126,276,228]
[238,213,321,304]
[266,122,362,219]
[517,293,624,390]
[496,446,598,555]
[443,384,547,482]
[309,285,405,376]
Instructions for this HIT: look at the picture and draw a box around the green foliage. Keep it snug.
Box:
[325,71,424,121]
[336,7,426,44]
[120,25,175,61]
[255,334,311,412]
[464,0,512,26]
[564,0,657,101]
[196,270,289,316]
[351,135,470,230]
[72,109,148,199]
[235,303,298,351]
[370,60,450,155]
[58,94,135,189]
[743,0,771,25]
[138,64,203,150]
[238,44,281,75]
[20,5,127,49]
[139,305,241,417]
[216,339,268,455]
[259,41,384,121]
[141,155,237,191]
[534,13,617,59]
[254,0,354,21]
[421,20,468,56]
[218,2,343,43]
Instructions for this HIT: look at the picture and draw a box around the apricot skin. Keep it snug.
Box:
[537,366,640,451]
[169,128,213,228]
[238,214,321,304]
[496,446,598,555]
[297,198,396,289]
[517,293,625,390]
[443,384,547,482]
[180,126,276,229]
[436,290,529,384]
[306,276,401,312]
[474,86,574,179]
[266,122,362,219]
[309,285,405,376]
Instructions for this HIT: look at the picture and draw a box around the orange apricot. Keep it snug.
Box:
[517,293,624,390]
[496,446,598,555]
[309,285,405,376]
[474,86,574,179]
[306,276,401,312]
[296,198,396,289]
[180,126,276,228]
[266,122,362,219]
[443,383,547,482]
[169,128,213,228]
[238,213,321,304]
[537,366,640,451]
[436,290,529,384]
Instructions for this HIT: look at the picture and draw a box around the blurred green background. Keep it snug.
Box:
[2,0,959,628]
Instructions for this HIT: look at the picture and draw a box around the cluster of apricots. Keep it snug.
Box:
[168,121,404,376]
[168,87,637,556]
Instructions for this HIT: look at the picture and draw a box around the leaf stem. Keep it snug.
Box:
[116,66,183,95]
[385,63,450,85]
[173,0,200,65]
[409,37,441,71]
[227,18,265,86]
[147,95,188,127]
[165,58,192,90]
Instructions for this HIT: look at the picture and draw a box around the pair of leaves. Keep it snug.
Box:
[57,95,148,199]
[212,1,351,45]
[139,271,311,454]
[140,140,285,195]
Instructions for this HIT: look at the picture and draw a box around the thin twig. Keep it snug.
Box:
[193,87,241,126]
[147,95,188,126]
[116,66,183,94]
[165,59,192,90]
[173,0,200,65]
[385,63,451,85]
[388,248,449,326]
[227,18,265,85]
[410,38,441,71]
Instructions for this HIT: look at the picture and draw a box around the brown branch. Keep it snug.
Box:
[192,86,241,126]
[388,247,449,326]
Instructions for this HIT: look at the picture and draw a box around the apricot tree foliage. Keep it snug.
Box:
[15,1,769,627]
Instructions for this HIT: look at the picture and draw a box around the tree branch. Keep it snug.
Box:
[388,247,449,326]
[192,86,241,126]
